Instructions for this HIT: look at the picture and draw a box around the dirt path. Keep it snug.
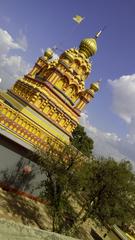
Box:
[0,187,52,230]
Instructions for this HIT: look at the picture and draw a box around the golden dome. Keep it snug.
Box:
[44,48,53,59]
[79,38,97,58]
[90,80,101,92]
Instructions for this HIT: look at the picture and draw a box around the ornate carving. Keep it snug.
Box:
[0,100,50,148]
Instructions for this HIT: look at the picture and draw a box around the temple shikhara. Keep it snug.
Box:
[0,32,100,154]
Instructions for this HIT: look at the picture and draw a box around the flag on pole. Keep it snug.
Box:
[73,15,84,24]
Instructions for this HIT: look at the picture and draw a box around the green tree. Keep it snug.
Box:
[33,140,135,233]
[34,142,84,234]
[79,157,135,227]
[71,124,94,157]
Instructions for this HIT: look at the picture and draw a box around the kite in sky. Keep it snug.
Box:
[73,15,84,24]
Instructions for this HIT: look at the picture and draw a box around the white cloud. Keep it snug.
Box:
[108,74,135,163]
[16,29,28,51]
[40,48,59,60]
[0,28,22,54]
[80,74,135,165]
[109,74,135,123]
[0,28,30,89]
[80,112,135,168]
[80,112,126,161]
[52,52,59,60]
[40,48,44,55]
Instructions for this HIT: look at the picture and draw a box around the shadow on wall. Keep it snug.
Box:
[91,228,103,240]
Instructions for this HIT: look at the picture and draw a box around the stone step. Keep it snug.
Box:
[0,218,79,240]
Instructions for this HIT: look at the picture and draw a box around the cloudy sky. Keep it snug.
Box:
[0,0,135,163]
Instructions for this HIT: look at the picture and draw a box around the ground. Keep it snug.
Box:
[0,187,110,240]
[0,187,51,230]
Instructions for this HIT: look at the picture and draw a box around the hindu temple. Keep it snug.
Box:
[0,32,100,157]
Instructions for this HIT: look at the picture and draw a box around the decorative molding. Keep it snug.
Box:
[7,91,75,137]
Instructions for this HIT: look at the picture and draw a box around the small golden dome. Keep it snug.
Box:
[90,81,101,92]
[44,48,53,59]
[79,38,97,58]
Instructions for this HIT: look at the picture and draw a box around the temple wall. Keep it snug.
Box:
[0,134,31,169]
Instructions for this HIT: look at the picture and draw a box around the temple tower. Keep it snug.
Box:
[0,33,100,149]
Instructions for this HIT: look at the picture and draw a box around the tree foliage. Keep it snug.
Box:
[71,124,94,157]
[79,157,135,227]
[34,142,84,233]
[33,139,135,234]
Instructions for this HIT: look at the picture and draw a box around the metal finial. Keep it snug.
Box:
[95,26,107,39]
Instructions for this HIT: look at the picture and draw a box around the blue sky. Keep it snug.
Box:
[0,0,135,163]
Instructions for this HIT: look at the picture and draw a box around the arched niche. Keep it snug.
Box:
[36,67,54,80]
[55,76,69,90]
[65,84,78,98]
[81,65,87,74]
[71,59,81,72]
[62,76,69,90]
[61,57,70,65]
[43,68,55,79]
[74,59,81,66]
[34,97,42,108]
